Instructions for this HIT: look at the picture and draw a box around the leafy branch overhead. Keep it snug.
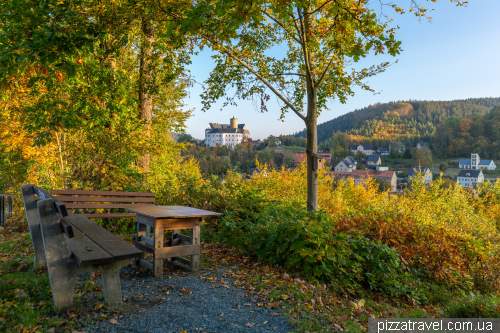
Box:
[178,0,404,121]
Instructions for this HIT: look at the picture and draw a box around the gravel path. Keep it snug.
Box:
[83,264,294,333]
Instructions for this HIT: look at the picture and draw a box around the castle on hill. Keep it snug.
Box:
[204,116,250,148]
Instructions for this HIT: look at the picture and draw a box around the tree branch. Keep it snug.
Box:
[208,38,306,122]
[275,73,306,77]
[261,9,301,44]
[315,57,334,87]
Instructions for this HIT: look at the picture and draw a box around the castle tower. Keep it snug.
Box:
[230,116,238,129]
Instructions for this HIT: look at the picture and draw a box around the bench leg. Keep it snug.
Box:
[99,259,128,304]
[37,198,80,310]
[21,185,47,268]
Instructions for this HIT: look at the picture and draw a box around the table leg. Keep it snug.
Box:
[191,224,201,272]
[171,229,180,264]
[153,227,164,277]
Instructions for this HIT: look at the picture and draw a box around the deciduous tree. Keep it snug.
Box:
[179,0,465,210]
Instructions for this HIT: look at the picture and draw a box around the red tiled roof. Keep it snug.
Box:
[351,170,396,179]
[293,153,307,164]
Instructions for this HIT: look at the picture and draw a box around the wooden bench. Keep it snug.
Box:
[49,189,155,237]
[20,184,143,310]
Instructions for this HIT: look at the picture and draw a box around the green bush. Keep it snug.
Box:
[445,293,500,318]
[214,200,416,298]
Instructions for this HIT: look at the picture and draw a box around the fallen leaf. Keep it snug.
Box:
[93,303,104,311]
[358,299,365,308]
[245,323,254,327]
[281,295,289,300]
[257,303,264,307]
[109,317,118,324]
[14,289,26,299]
[270,313,280,317]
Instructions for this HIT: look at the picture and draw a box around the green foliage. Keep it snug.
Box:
[445,293,500,318]
[412,146,433,167]
[214,202,415,298]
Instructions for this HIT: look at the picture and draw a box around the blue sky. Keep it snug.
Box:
[182,0,500,140]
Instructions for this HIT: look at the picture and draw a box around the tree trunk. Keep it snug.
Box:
[305,86,318,211]
[304,6,318,212]
[138,17,155,172]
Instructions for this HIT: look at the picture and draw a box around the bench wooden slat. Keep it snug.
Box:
[51,189,155,197]
[66,226,115,266]
[54,196,155,203]
[64,215,143,261]
[78,213,137,219]
[65,203,153,209]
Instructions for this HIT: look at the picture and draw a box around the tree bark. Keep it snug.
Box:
[303,7,318,211]
[138,17,155,172]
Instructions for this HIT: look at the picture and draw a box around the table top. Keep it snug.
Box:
[124,205,222,219]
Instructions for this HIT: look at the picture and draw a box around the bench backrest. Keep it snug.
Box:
[49,189,155,219]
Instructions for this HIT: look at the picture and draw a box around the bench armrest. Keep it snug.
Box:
[60,219,74,238]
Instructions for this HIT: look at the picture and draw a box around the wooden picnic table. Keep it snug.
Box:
[124,205,221,277]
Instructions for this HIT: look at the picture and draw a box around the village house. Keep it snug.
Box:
[292,153,307,166]
[457,169,484,188]
[459,153,497,170]
[366,155,382,166]
[205,116,250,148]
[334,156,357,172]
[377,148,389,155]
[416,142,430,149]
[349,144,374,155]
[328,170,397,191]
[407,166,433,185]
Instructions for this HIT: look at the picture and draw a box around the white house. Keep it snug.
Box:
[349,144,374,155]
[457,169,484,188]
[205,117,250,148]
[407,166,433,185]
[334,156,357,172]
[459,153,496,170]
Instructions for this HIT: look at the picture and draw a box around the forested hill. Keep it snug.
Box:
[292,97,500,144]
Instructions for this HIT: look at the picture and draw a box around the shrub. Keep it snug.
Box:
[445,293,500,318]
[215,203,416,298]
